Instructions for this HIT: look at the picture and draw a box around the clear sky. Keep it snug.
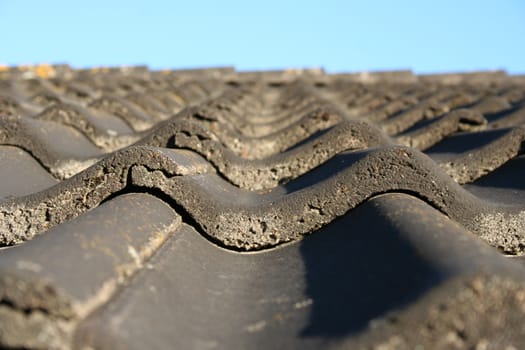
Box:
[1,0,524,74]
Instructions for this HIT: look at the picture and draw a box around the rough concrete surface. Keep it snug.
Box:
[0,65,525,349]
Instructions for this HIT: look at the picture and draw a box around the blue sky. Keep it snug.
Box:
[1,0,524,73]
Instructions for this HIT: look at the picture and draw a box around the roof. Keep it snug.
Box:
[1,65,525,349]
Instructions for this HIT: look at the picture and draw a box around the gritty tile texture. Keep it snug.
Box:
[0,65,525,349]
